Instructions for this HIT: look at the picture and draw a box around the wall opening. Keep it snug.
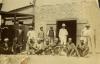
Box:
[56,20,77,45]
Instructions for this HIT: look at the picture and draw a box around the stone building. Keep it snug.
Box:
[1,0,100,52]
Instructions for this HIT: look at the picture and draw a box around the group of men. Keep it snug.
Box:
[0,21,28,54]
[26,26,56,55]
[0,21,95,56]
[26,23,95,56]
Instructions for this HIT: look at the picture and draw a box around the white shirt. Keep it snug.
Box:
[81,28,94,37]
[59,28,68,38]
[38,30,44,39]
[27,30,37,40]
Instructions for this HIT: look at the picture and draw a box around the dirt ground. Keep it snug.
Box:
[0,54,100,64]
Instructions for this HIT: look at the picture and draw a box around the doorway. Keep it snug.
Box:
[56,20,77,45]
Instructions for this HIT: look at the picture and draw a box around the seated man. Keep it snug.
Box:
[53,38,66,56]
[12,37,23,54]
[43,38,52,55]
[77,37,89,57]
[34,41,44,55]
[44,38,59,55]
[3,38,9,54]
[28,39,36,55]
[67,38,80,57]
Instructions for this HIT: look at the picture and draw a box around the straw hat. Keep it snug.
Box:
[4,38,9,41]
[62,23,66,26]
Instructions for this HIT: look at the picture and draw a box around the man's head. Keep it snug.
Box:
[85,24,90,29]
[68,38,72,43]
[80,37,85,44]
[18,21,23,27]
[4,38,9,42]
[45,38,49,45]
[29,26,33,30]
[40,27,43,31]
[54,38,58,44]
[62,23,66,28]
[38,40,41,44]
[14,21,19,25]
[14,37,18,42]
[50,27,53,30]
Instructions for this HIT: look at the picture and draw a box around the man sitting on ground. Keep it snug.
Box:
[67,38,80,57]
[3,38,9,54]
[34,40,44,55]
[77,37,89,57]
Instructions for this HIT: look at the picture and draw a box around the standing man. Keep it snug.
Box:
[59,23,68,45]
[14,21,24,53]
[47,27,56,45]
[27,26,37,43]
[22,23,28,51]
[38,27,45,44]
[27,26,37,54]
[18,21,24,46]
[81,24,95,55]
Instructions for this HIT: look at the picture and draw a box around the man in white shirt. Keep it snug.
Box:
[27,26,37,41]
[26,26,37,54]
[81,24,95,54]
[59,23,68,45]
[38,27,45,44]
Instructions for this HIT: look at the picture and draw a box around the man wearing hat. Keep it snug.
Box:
[59,23,68,45]
[77,37,89,57]
[81,24,95,55]
[26,26,37,54]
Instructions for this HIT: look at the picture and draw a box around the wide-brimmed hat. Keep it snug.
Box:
[4,38,9,41]
[62,23,66,26]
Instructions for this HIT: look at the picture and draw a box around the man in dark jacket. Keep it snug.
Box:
[47,27,55,45]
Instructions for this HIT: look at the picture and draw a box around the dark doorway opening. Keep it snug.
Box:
[98,0,100,8]
[56,20,77,45]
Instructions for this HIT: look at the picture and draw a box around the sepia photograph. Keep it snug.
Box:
[0,0,100,64]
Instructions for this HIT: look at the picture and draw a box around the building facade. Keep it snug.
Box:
[34,0,100,52]
[1,0,100,52]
